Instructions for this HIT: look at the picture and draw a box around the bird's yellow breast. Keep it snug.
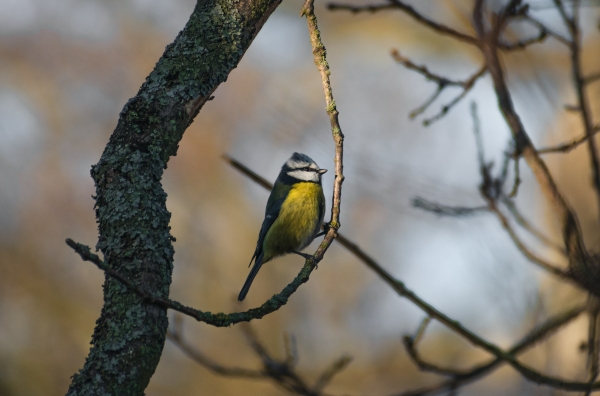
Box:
[262,182,324,261]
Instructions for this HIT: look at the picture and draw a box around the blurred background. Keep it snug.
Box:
[0,0,599,394]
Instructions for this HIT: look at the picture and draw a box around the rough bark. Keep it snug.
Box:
[66,0,281,394]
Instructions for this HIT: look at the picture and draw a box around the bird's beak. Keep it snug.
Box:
[318,169,327,174]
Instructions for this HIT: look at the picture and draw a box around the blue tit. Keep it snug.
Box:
[238,152,327,301]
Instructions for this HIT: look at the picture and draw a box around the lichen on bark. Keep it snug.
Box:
[66,0,281,394]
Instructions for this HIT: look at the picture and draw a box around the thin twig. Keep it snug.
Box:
[328,0,478,45]
[484,198,570,278]
[500,195,567,255]
[538,127,600,154]
[413,317,431,345]
[523,14,571,46]
[391,50,467,88]
[472,102,485,169]
[403,333,473,378]
[508,156,521,197]
[498,28,548,51]
[409,85,444,119]
[326,1,395,14]
[391,50,487,124]
[403,317,464,377]
[313,355,353,392]
[423,66,487,126]
[584,72,600,85]
[412,197,488,217]
[284,333,298,368]
[167,323,264,378]
[302,0,345,231]
[241,324,320,396]
[586,298,600,396]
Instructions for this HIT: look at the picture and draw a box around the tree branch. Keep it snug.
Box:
[473,0,596,297]
[167,317,264,378]
[66,1,283,394]
[328,0,478,45]
[68,0,346,332]
[523,14,571,46]
[66,238,322,327]
[558,0,600,224]
[398,304,586,395]
[483,196,570,278]
[500,195,566,255]
[390,50,487,124]
[538,126,600,154]
[412,197,488,217]
[302,0,345,231]
[498,28,548,51]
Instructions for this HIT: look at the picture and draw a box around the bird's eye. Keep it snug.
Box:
[302,167,311,171]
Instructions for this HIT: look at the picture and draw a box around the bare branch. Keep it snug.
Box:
[473,0,594,296]
[403,333,471,378]
[538,126,600,154]
[412,197,488,217]
[313,355,353,392]
[469,99,568,277]
[66,238,322,327]
[167,322,264,378]
[241,324,319,396]
[391,50,467,88]
[424,65,487,125]
[498,28,548,51]
[413,316,431,345]
[483,197,570,278]
[408,85,444,119]
[560,0,600,222]
[500,196,567,255]
[283,333,299,368]
[302,0,345,231]
[391,50,487,124]
[472,102,486,169]
[68,0,347,329]
[326,1,395,14]
[403,317,465,377]
[328,0,478,45]
[508,156,521,197]
[584,72,600,85]
[523,14,571,46]
[586,297,600,395]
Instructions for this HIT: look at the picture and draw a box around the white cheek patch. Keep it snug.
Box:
[286,158,309,169]
[287,170,319,182]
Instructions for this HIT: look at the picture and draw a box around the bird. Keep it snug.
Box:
[238,152,327,301]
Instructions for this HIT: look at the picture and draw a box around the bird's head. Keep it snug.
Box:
[281,152,327,183]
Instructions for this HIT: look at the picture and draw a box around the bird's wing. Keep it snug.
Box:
[248,185,288,267]
[317,188,326,232]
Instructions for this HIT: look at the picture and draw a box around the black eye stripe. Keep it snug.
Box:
[289,166,317,172]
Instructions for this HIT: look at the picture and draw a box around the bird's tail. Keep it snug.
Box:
[238,252,264,301]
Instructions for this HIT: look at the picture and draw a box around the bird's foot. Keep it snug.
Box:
[292,250,319,269]
[316,222,331,238]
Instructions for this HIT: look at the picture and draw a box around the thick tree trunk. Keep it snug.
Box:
[66,0,281,394]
